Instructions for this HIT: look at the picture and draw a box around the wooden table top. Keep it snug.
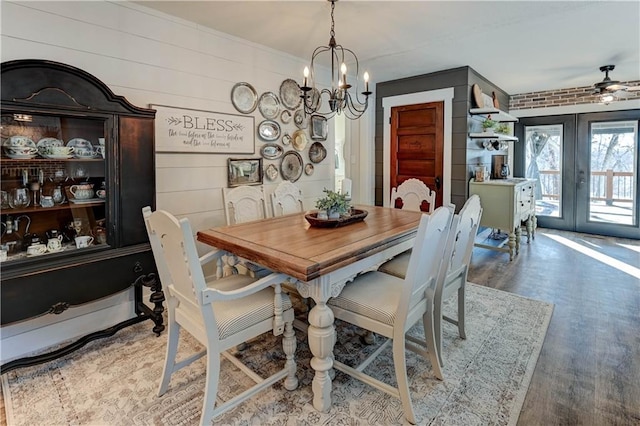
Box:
[197,205,423,282]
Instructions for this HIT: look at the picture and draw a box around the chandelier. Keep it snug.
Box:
[300,0,371,120]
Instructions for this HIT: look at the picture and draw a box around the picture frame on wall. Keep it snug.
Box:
[228,158,263,187]
[310,115,328,140]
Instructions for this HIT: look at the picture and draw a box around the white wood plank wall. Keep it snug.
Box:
[0,0,336,360]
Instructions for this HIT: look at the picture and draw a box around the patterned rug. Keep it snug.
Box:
[1,284,553,425]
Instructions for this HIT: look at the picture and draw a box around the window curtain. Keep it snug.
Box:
[526,131,550,200]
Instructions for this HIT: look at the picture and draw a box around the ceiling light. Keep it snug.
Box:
[300,0,371,120]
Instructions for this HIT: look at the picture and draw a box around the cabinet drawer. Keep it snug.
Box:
[1,246,155,325]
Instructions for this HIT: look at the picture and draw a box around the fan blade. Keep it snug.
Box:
[626,86,640,92]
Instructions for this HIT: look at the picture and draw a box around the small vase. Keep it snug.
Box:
[328,210,340,220]
[317,211,328,220]
[483,128,494,135]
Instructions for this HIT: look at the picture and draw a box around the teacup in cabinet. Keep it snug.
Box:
[69,184,94,200]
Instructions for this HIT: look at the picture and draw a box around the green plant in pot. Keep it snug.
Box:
[482,116,496,133]
[315,188,350,219]
[495,123,511,135]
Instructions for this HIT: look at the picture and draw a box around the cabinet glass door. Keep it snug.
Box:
[0,112,109,263]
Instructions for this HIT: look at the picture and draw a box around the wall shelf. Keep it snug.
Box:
[469,132,518,141]
[470,107,519,122]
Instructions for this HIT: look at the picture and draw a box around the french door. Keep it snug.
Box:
[515,110,639,239]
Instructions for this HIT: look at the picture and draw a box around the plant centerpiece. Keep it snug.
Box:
[482,116,496,133]
[315,188,350,220]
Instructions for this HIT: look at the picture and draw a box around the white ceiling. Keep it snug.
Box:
[137,0,640,95]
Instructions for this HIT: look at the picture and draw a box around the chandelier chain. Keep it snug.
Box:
[330,1,335,39]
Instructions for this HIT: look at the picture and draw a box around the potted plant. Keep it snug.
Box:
[495,123,510,135]
[482,116,496,133]
[315,188,350,219]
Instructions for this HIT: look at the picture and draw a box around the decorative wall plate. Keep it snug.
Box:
[258,91,280,119]
[310,115,328,140]
[292,130,308,151]
[260,143,284,160]
[282,133,292,145]
[280,109,292,124]
[304,163,314,176]
[308,141,327,163]
[231,82,258,114]
[265,163,278,181]
[304,87,321,110]
[257,120,281,141]
[279,78,302,110]
[280,151,303,182]
[294,110,308,129]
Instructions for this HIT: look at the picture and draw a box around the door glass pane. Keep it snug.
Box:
[525,124,563,217]
[588,121,637,225]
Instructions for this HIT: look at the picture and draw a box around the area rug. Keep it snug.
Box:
[1,284,553,425]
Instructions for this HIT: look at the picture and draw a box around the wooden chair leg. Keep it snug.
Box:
[423,304,444,380]
[158,299,180,396]
[392,336,416,425]
[200,350,220,426]
[458,285,466,340]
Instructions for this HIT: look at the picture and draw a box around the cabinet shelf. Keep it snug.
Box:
[1,157,103,163]
[1,201,105,215]
[469,132,518,141]
[470,108,518,122]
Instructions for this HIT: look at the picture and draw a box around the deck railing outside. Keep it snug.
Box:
[538,169,634,205]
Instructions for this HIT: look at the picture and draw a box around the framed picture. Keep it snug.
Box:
[228,158,263,187]
[310,114,328,140]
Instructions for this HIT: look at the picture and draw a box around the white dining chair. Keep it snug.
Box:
[271,181,304,216]
[222,185,268,225]
[390,178,436,213]
[327,206,453,425]
[378,195,483,365]
[222,185,270,277]
[143,207,297,426]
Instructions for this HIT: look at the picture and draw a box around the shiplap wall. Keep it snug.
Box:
[1,1,334,231]
[0,0,335,360]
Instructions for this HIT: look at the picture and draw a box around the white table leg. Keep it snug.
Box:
[515,226,522,254]
[300,276,336,413]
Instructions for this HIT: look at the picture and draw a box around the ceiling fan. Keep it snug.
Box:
[593,65,640,94]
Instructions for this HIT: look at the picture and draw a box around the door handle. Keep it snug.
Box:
[578,170,586,187]
[435,176,441,190]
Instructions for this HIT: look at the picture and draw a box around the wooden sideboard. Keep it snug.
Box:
[469,178,536,260]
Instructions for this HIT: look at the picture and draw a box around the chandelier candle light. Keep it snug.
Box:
[300,0,372,120]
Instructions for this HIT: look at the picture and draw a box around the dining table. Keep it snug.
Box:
[197,205,423,413]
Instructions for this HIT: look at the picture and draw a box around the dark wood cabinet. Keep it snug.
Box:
[0,59,164,372]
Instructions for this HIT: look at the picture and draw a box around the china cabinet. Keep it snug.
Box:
[469,178,536,260]
[0,59,163,373]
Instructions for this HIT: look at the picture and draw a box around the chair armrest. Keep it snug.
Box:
[200,272,289,304]
[199,249,223,266]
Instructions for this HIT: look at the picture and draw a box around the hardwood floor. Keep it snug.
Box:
[1,228,637,425]
[468,228,640,425]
